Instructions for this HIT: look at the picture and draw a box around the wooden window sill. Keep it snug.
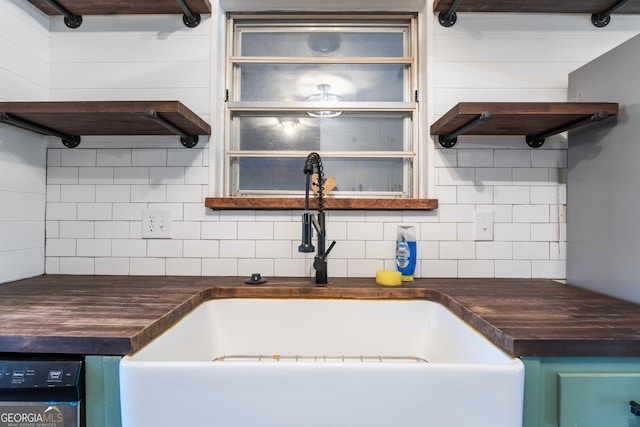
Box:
[205,197,438,210]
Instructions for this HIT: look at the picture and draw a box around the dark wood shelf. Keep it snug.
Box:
[0,101,211,147]
[430,102,619,148]
[26,0,211,16]
[205,197,438,211]
[433,0,640,14]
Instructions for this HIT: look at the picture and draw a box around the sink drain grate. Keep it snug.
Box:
[212,355,428,363]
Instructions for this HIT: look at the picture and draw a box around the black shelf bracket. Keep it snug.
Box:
[0,112,81,148]
[591,0,633,27]
[437,110,493,148]
[42,0,82,29]
[176,0,201,28]
[525,111,610,148]
[145,109,199,148]
[438,0,463,27]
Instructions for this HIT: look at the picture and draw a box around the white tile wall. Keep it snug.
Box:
[0,3,634,281]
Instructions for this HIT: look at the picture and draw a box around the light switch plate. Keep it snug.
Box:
[474,210,494,241]
[142,209,172,239]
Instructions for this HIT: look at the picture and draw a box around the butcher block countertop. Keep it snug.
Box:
[1,275,640,358]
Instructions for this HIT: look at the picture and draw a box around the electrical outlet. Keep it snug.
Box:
[142,209,172,239]
[474,210,494,241]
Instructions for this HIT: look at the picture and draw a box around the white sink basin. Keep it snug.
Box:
[120,298,524,427]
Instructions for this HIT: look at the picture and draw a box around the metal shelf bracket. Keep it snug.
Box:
[437,110,493,148]
[525,111,610,148]
[0,112,81,148]
[42,0,82,28]
[176,0,202,27]
[438,0,463,27]
[591,0,633,27]
[145,109,199,148]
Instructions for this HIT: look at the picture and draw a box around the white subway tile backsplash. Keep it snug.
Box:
[112,203,146,221]
[184,203,219,222]
[130,258,165,275]
[61,149,96,167]
[59,221,94,238]
[531,149,567,167]
[494,186,530,205]
[150,167,184,184]
[434,185,457,203]
[202,258,238,276]
[46,203,77,220]
[166,258,201,276]
[332,240,366,259]
[458,260,494,277]
[436,204,475,223]
[494,150,530,167]
[513,204,550,223]
[46,221,59,238]
[438,167,475,186]
[495,260,531,278]
[238,221,274,240]
[365,241,394,259]
[202,222,237,240]
[348,222,383,240]
[48,167,78,184]
[59,257,94,274]
[114,167,149,184]
[168,149,203,166]
[95,221,130,239]
[46,239,76,256]
[513,168,550,186]
[131,185,166,202]
[421,222,457,241]
[79,167,114,184]
[440,241,475,259]
[77,203,112,220]
[171,221,201,239]
[347,259,383,277]
[184,239,219,258]
[132,149,167,166]
[457,186,494,204]
[531,186,566,204]
[513,242,550,260]
[112,239,146,257]
[95,258,129,275]
[60,185,95,202]
[184,167,208,184]
[532,260,565,279]
[96,185,131,202]
[421,260,457,278]
[458,149,494,167]
[494,223,531,241]
[97,149,132,167]
[46,185,61,202]
[147,240,183,258]
[238,258,274,277]
[219,240,255,258]
[77,239,111,257]
[476,242,513,259]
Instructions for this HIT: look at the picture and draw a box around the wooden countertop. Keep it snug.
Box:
[1,275,639,358]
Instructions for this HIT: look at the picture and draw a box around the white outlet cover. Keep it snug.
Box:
[142,209,172,239]
[474,210,494,241]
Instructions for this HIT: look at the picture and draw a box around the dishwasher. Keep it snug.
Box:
[0,357,84,427]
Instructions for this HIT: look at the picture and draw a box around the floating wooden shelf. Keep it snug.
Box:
[430,102,619,148]
[433,0,640,27]
[205,197,438,211]
[26,0,211,28]
[0,101,211,148]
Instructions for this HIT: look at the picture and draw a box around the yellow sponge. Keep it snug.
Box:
[376,270,403,286]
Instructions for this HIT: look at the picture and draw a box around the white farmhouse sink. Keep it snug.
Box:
[120,298,524,427]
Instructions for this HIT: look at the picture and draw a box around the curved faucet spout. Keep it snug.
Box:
[298,152,335,286]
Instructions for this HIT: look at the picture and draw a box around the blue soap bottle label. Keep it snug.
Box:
[396,226,416,281]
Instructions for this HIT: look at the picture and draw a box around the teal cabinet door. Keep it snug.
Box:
[558,373,640,427]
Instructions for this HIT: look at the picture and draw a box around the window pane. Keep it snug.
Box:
[232,113,409,152]
[231,157,410,196]
[238,63,406,102]
[239,30,407,57]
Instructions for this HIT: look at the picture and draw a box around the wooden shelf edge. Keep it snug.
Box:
[205,197,438,210]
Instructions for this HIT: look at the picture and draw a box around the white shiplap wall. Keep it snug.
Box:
[42,3,640,279]
[0,1,49,283]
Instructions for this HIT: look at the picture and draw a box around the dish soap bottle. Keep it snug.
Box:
[396,226,416,282]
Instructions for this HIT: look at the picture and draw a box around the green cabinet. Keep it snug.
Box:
[522,357,640,427]
[85,356,122,427]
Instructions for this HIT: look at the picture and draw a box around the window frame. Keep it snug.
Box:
[220,13,420,199]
